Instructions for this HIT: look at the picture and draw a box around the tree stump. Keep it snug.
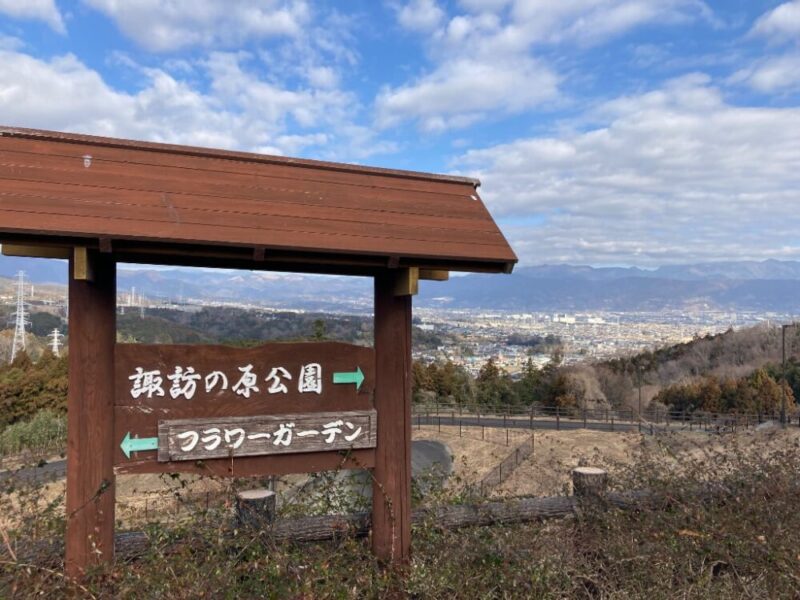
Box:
[236,489,276,529]
[572,467,608,498]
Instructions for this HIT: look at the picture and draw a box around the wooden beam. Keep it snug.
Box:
[393,267,418,296]
[372,272,412,564]
[65,250,116,578]
[0,232,516,275]
[72,247,94,281]
[419,269,449,281]
[1,244,70,259]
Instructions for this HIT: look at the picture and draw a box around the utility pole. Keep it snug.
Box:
[781,323,794,427]
[49,328,63,357]
[10,271,30,363]
[638,365,643,418]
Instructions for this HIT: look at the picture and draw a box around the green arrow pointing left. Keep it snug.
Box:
[332,366,365,391]
[120,432,158,459]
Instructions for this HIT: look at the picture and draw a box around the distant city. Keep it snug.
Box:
[3,256,800,373]
[412,308,784,376]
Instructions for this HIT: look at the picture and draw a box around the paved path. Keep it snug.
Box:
[0,458,66,484]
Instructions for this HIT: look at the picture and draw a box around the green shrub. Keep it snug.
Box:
[0,409,66,457]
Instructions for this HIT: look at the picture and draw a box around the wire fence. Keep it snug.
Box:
[477,437,534,495]
[411,401,800,439]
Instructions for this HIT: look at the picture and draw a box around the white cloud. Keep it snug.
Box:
[397,0,445,32]
[379,0,713,131]
[734,2,800,94]
[82,0,310,52]
[454,75,800,266]
[0,49,388,161]
[0,34,23,50]
[730,53,800,93]
[0,0,65,33]
[434,0,713,55]
[750,1,800,44]
[376,56,558,131]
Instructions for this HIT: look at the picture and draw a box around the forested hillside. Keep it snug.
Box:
[565,324,800,413]
[0,351,67,426]
[413,324,800,416]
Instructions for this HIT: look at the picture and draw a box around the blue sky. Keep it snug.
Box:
[1,0,799,268]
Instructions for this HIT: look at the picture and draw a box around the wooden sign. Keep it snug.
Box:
[157,410,376,461]
[114,341,375,475]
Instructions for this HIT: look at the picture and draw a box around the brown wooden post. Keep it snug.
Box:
[65,250,116,578]
[372,271,412,564]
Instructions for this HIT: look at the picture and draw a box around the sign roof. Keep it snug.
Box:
[0,126,517,275]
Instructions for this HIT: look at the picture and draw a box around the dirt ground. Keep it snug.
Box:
[413,423,800,498]
[4,424,800,528]
[412,424,531,484]
[496,429,642,496]
[412,425,642,497]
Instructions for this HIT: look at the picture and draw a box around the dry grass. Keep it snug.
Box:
[497,429,642,496]
[412,424,530,485]
[3,425,800,597]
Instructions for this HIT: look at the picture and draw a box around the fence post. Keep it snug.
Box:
[459,419,462,437]
[556,407,560,431]
[438,414,441,432]
[506,428,509,446]
[583,408,587,429]
[611,416,614,431]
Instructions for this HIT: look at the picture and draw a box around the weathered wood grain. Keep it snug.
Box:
[114,342,376,470]
[0,127,517,273]
[65,250,116,577]
[113,447,376,477]
[157,410,377,461]
[372,272,413,564]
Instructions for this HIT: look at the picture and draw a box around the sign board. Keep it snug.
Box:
[157,410,376,461]
[114,341,375,473]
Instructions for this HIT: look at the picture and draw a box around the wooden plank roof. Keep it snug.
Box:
[0,127,516,275]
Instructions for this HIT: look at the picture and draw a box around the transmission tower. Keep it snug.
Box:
[10,271,30,363]
[49,328,63,357]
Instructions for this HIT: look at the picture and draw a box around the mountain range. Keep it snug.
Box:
[2,254,800,313]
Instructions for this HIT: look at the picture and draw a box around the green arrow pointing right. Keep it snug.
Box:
[332,366,365,391]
